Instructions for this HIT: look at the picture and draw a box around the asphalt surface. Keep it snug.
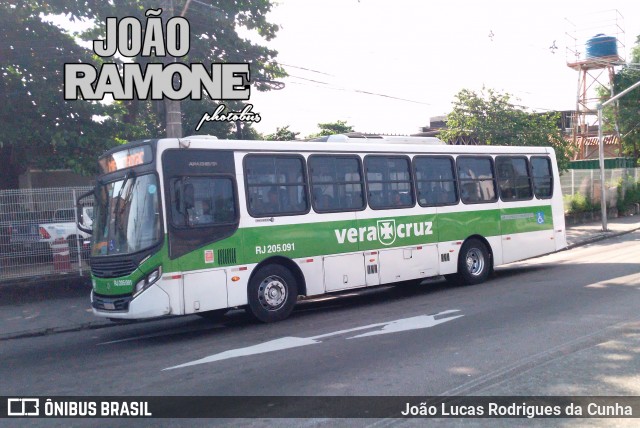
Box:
[0,224,638,427]
[0,215,638,342]
[0,216,639,426]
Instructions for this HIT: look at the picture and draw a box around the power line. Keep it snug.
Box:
[280,63,334,76]
[287,80,430,106]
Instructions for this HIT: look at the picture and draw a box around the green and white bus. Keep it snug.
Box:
[79,134,567,323]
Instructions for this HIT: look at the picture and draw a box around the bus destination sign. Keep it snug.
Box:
[99,145,152,173]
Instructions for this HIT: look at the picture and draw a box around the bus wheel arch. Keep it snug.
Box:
[252,256,307,297]
[246,256,306,323]
[448,235,493,286]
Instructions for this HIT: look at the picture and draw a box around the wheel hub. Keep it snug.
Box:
[466,248,485,276]
[258,275,287,311]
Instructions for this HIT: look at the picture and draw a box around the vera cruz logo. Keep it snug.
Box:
[377,219,396,245]
[334,219,433,246]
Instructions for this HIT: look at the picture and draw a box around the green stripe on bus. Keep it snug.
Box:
[93,204,554,296]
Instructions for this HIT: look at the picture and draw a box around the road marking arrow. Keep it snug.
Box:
[163,310,462,371]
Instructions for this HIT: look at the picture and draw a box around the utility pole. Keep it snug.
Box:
[597,78,640,231]
[165,0,182,138]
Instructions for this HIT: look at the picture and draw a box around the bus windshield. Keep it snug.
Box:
[92,173,162,256]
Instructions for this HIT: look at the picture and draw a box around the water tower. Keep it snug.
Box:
[565,10,625,160]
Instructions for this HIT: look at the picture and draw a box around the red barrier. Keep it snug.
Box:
[52,238,71,272]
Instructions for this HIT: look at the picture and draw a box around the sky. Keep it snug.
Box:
[243,0,640,137]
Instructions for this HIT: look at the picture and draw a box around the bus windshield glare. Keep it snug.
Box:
[92,174,162,256]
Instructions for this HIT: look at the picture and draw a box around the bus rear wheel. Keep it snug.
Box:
[450,238,490,286]
[246,264,298,323]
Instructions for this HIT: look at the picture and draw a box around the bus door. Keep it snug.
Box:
[162,149,240,315]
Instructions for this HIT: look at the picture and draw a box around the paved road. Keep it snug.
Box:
[1,230,639,424]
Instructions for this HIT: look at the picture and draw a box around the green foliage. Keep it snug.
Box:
[239,124,264,141]
[306,120,354,139]
[0,0,285,188]
[70,0,286,137]
[181,101,236,139]
[601,34,640,162]
[564,193,598,214]
[0,1,112,187]
[616,179,640,213]
[440,88,573,171]
[265,126,299,141]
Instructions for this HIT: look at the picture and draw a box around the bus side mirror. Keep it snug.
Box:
[77,190,94,235]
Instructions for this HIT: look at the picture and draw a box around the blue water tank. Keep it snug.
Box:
[586,34,618,58]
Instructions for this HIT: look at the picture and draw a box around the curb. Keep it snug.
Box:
[0,313,180,342]
[0,320,115,341]
[566,226,640,250]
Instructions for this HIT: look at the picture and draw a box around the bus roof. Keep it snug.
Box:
[160,135,554,156]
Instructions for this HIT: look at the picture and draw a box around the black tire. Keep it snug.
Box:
[451,238,490,286]
[246,264,298,323]
[196,308,229,322]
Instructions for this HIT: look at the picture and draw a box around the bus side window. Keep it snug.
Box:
[531,156,553,199]
[309,155,365,213]
[245,155,309,217]
[171,177,236,227]
[365,155,414,210]
[414,156,457,207]
[457,156,497,204]
[497,156,532,202]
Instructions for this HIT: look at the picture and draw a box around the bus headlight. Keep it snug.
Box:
[134,266,162,297]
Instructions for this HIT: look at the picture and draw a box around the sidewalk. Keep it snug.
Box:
[1,215,639,341]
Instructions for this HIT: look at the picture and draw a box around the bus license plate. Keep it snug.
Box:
[104,303,115,310]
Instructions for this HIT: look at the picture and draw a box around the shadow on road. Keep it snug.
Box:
[0,276,91,306]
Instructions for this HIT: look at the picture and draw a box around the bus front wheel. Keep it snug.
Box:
[450,238,490,286]
[247,264,298,323]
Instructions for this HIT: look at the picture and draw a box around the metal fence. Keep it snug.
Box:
[0,187,93,283]
[559,168,640,208]
[1,169,638,283]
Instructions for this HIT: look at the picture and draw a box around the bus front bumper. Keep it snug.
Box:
[91,285,171,320]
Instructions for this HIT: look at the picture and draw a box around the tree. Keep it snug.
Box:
[306,120,354,139]
[0,0,285,188]
[0,1,112,189]
[440,88,573,171]
[605,34,640,162]
[265,126,299,141]
[71,0,285,139]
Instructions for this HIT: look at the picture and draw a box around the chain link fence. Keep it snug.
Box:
[1,169,638,283]
[559,168,640,211]
[0,187,93,283]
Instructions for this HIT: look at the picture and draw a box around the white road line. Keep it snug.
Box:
[163,310,463,371]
